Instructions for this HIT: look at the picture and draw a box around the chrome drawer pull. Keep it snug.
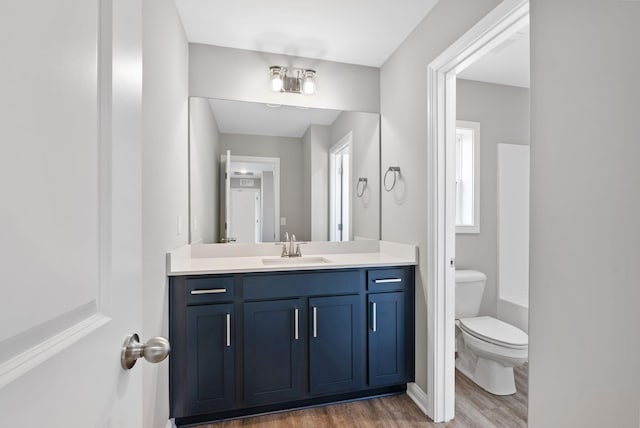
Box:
[372,302,377,332]
[294,308,299,340]
[313,307,317,338]
[373,278,402,284]
[190,288,227,295]
[226,313,231,347]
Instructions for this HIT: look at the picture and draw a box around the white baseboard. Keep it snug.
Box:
[165,419,176,428]
[406,382,430,416]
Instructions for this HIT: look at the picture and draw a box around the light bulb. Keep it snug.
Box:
[302,70,316,95]
[269,66,284,92]
[271,76,283,92]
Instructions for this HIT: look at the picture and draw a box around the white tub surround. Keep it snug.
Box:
[167,240,417,276]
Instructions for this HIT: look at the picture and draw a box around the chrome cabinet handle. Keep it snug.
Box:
[294,308,299,340]
[191,288,226,295]
[121,334,170,370]
[372,302,377,332]
[226,313,231,347]
[374,278,402,284]
[313,307,317,338]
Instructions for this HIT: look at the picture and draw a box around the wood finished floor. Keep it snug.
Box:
[194,364,528,428]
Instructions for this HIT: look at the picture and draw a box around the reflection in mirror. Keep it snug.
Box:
[189,97,380,244]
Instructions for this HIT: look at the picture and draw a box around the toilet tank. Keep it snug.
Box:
[455,270,487,319]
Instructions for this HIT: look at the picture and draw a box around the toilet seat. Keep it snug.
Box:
[459,316,528,349]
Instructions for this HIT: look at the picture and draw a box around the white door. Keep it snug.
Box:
[221,150,233,242]
[329,135,352,241]
[230,189,260,243]
[0,0,145,426]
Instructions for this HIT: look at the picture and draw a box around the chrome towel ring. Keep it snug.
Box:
[356,178,368,197]
[384,167,401,191]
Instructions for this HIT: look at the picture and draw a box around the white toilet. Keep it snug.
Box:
[455,270,528,395]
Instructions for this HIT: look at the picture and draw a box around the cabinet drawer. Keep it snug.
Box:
[244,270,362,300]
[185,277,234,304]
[367,268,408,292]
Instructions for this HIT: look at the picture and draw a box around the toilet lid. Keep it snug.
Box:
[459,316,528,349]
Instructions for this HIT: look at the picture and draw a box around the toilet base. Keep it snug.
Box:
[456,356,516,395]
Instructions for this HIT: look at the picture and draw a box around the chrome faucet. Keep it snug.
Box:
[276,233,305,257]
[278,232,290,257]
[289,234,297,257]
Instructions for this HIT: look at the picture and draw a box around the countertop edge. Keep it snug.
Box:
[168,259,416,276]
[167,241,418,277]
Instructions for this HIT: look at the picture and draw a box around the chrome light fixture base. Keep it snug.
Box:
[269,66,316,95]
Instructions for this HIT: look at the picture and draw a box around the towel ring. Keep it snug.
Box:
[384,167,401,191]
[356,178,368,197]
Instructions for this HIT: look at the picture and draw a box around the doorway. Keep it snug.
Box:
[229,188,261,243]
[329,132,352,241]
[424,0,529,422]
[221,153,280,243]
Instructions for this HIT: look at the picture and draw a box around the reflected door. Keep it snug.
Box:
[330,135,352,241]
[224,150,232,241]
[230,189,261,243]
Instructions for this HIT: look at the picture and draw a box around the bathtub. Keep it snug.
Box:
[497,295,528,333]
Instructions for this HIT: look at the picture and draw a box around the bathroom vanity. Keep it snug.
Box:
[167,242,416,426]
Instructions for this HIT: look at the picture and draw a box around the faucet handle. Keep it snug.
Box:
[294,241,307,257]
[275,241,289,257]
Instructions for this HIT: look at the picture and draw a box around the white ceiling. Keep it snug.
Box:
[175,0,440,67]
[229,160,274,177]
[209,99,342,138]
[457,25,530,88]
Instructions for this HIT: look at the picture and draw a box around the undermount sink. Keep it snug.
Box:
[261,256,331,265]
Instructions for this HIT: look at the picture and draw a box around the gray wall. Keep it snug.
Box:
[302,125,331,240]
[262,171,275,242]
[189,97,220,243]
[455,79,530,317]
[220,134,306,241]
[141,0,189,426]
[230,177,261,189]
[380,0,501,392]
[529,2,640,426]
[330,111,380,240]
[189,44,380,113]
[302,127,312,240]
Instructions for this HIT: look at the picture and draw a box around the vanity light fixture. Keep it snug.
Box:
[269,66,316,95]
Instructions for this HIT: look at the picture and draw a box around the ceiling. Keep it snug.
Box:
[209,99,342,138]
[229,160,274,178]
[175,0,440,67]
[457,25,530,88]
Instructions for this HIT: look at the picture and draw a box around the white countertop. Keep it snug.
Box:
[167,240,417,276]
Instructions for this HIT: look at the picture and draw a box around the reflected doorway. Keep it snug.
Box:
[329,132,352,241]
[221,152,280,243]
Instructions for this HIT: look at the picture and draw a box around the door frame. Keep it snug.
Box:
[329,132,353,241]
[424,0,529,421]
[220,154,280,242]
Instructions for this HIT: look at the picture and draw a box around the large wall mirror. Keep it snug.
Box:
[189,97,380,244]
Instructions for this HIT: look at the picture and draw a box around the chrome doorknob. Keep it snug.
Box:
[121,333,171,370]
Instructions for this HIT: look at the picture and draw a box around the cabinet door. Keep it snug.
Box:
[186,304,235,415]
[368,292,407,386]
[244,299,306,405]
[309,295,365,395]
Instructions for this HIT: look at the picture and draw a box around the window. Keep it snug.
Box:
[455,121,480,233]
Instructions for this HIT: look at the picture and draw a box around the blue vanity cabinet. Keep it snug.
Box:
[243,298,306,406]
[185,303,235,414]
[308,295,365,395]
[169,265,415,426]
[367,291,407,386]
